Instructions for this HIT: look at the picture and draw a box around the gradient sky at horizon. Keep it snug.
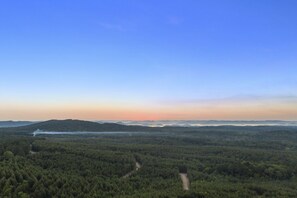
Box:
[1,0,297,120]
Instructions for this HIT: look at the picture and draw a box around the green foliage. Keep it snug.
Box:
[3,151,14,160]
[1,126,297,197]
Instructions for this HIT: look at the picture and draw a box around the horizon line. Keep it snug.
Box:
[1,119,297,122]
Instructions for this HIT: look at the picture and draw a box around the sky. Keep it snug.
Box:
[0,0,297,120]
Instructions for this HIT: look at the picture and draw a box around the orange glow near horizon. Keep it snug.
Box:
[1,98,297,121]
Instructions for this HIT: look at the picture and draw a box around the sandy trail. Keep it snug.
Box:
[135,162,141,170]
[123,161,141,178]
[179,173,190,191]
[29,144,37,155]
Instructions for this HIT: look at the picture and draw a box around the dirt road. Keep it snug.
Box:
[29,144,37,155]
[123,161,142,178]
[179,173,190,190]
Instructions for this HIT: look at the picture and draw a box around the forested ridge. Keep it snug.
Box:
[1,123,297,197]
[0,119,159,133]
[1,119,296,134]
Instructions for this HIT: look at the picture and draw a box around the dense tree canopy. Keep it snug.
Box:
[1,125,297,197]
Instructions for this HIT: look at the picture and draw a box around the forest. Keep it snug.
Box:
[1,120,297,197]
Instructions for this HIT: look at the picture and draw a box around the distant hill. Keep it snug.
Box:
[1,119,158,133]
[106,120,297,127]
[0,119,296,135]
[0,121,35,128]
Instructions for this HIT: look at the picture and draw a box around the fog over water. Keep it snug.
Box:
[33,131,145,137]
[98,120,297,127]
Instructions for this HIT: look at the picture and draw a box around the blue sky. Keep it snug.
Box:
[0,0,297,120]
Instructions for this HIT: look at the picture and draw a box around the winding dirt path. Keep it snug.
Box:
[135,162,141,170]
[123,161,142,178]
[179,173,190,191]
[29,144,37,155]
